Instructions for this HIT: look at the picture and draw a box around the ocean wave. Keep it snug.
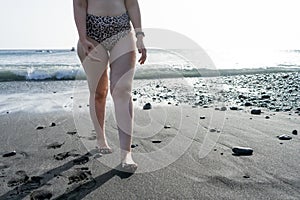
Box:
[1,66,300,82]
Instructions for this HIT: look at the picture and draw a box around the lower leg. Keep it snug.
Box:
[110,52,136,164]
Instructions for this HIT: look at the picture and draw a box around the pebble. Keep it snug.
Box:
[261,95,271,99]
[292,130,298,135]
[251,109,261,115]
[164,125,171,129]
[49,122,56,127]
[143,103,152,110]
[245,102,252,106]
[209,128,217,132]
[230,107,238,110]
[220,106,227,111]
[36,126,45,130]
[131,144,138,148]
[277,134,292,140]
[200,116,206,119]
[2,151,17,157]
[66,131,77,135]
[265,116,270,119]
[152,140,162,143]
[232,146,253,155]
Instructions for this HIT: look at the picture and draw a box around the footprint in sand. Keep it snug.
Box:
[30,189,52,200]
[7,170,29,187]
[46,141,65,149]
[54,150,84,162]
[63,168,93,185]
[73,156,89,165]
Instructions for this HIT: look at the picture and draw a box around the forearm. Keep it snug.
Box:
[73,0,88,41]
[125,0,143,35]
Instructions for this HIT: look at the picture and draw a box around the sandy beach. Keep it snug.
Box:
[0,73,300,199]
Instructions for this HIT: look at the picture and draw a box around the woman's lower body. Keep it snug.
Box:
[77,12,137,170]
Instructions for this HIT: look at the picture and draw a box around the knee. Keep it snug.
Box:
[94,88,108,102]
[110,84,132,101]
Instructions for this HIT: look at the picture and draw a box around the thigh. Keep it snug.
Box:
[77,38,109,93]
[109,50,136,92]
[109,31,136,65]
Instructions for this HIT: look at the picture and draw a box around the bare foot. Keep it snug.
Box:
[120,151,138,173]
[96,140,112,154]
[121,151,137,165]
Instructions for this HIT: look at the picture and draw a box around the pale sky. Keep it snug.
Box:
[1,0,300,50]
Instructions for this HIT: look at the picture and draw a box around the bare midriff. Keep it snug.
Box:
[87,0,127,16]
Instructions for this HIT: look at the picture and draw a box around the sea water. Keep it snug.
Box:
[0,48,300,82]
[0,48,299,114]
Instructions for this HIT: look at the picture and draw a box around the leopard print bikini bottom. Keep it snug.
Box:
[86,12,131,51]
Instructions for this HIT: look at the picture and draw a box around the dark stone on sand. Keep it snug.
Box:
[152,140,162,143]
[49,122,56,127]
[6,111,9,114]
[164,125,171,129]
[232,146,253,155]
[203,105,209,108]
[243,175,250,178]
[238,94,247,99]
[220,106,227,111]
[200,116,206,119]
[245,102,252,107]
[277,134,292,140]
[156,85,160,88]
[30,189,52,200]
[261,95,271,99]
[66,131,77,135]
[251,109,261,115]
[133,98,137,101]
[292,130,298,135]
[47,142,65,149]
[168,102,171,105]
[36,126,45,130]
[143,103,152,110]
[73,156,89,165]
[2,151,17,157]
[131,144,138,148]
[210,128,217,132]
[265,116,270,119]
[230,107,238,110]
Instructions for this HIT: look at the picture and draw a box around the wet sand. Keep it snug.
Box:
[0,72,300,199]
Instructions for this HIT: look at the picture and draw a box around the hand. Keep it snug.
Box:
[136,37,147,65]
[80,39,102,62]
